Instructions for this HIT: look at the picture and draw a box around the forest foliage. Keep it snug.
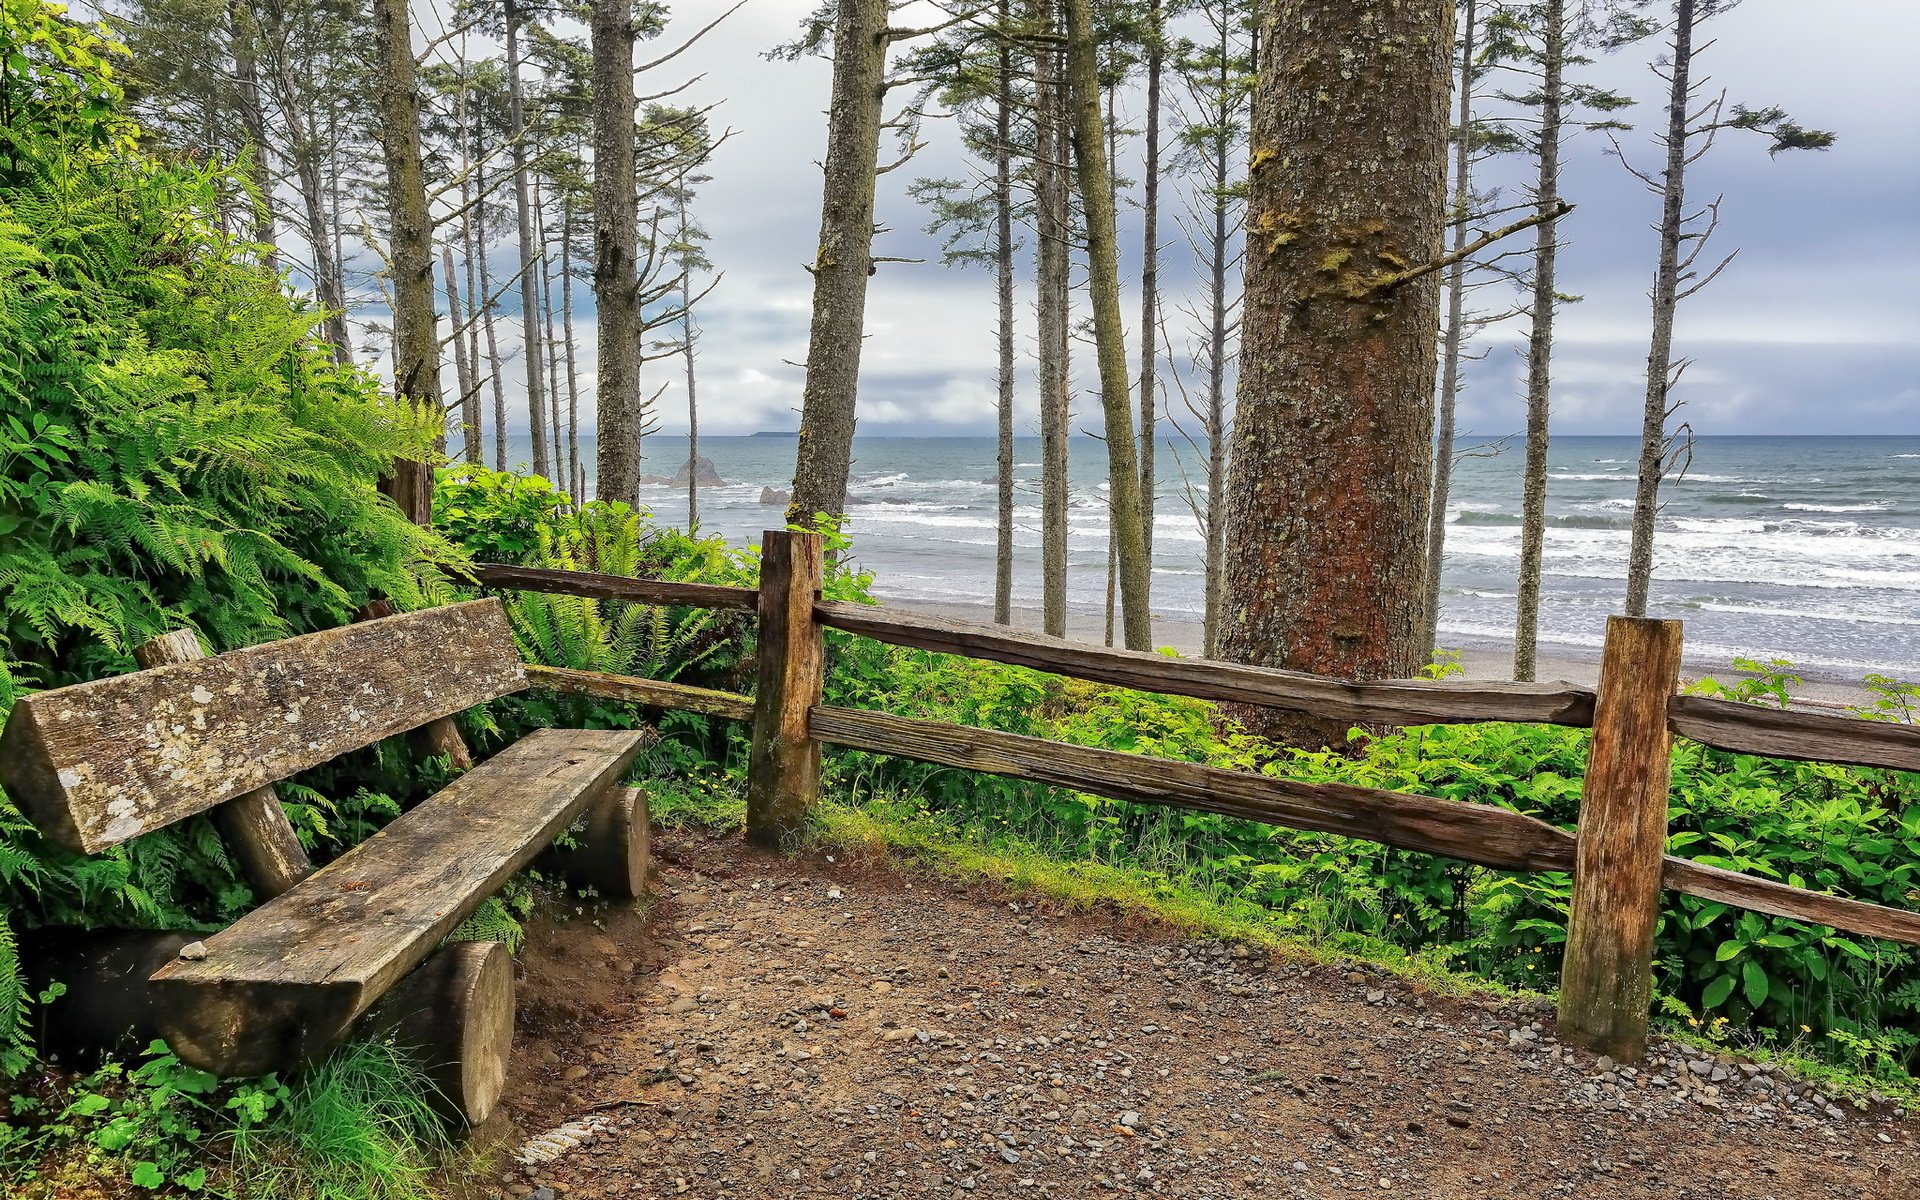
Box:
[0,8,466,1189]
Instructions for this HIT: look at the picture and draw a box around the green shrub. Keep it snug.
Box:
[0,0,459,1085]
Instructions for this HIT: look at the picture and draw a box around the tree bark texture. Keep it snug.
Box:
[371,0,442,524]
[993,16,1017,626]
[1032,4,1071,638]
[1625,0,1694,618]
[786,0,889,527]
[680,176,702,532]
[442,242,480,465]
[227,0,276,261]
[1423,0,1478,661]
[505,0,552,480]
[591,0,643,510]
[535,184,565,480]
[1136,0,1163,600]
[1219,0,1453,742]
[1200,20,1236,660]
[264,43,351,363]
[559,189,583,498]
[1514,0,1565,680]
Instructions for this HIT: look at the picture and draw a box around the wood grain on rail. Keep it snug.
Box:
[524,664,754,722]
[1669,694,1920,773]
[466,563,759,611]
[815,602,1597,727]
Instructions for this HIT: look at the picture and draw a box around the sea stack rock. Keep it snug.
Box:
[671,456,726,487]
[759,486,791,507]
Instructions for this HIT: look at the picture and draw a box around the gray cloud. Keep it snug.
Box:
[443,0,1920,441]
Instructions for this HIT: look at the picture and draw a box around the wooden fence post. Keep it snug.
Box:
[747,530,826,848]
[1557,615,1683,1061]
[135,631,312,898]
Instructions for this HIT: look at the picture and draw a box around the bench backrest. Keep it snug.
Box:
[0,600,526,853]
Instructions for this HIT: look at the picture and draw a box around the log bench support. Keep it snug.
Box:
[1557,616,1683,1062]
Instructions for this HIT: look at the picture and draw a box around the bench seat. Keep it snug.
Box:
[149,727,649,1076]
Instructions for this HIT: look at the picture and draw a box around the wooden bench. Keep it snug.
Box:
[0,599,650,1121]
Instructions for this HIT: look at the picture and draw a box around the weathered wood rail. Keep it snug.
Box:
[476,531,1920,1062]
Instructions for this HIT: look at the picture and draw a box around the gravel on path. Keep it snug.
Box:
[475,832,1918,1200]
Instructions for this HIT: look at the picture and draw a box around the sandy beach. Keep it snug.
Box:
[888,597,1880,710]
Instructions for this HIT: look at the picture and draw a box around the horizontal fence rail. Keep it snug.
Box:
[1668,693,1920,773]
[524,665,755,723]
[467,563,759,612]
[465,535,1920,1061]
[810,704,1578,874]
[814,601,1600,729]
[810,704,1920,949]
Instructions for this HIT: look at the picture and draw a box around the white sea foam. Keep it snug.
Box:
[1696,601,1920,628]
[1783,501,1893,513]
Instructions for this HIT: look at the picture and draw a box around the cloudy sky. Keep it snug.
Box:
[417,0,1920,441]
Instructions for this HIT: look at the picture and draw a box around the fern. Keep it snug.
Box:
[0,5,468,1077]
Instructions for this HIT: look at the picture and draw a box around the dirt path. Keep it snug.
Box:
[479,833,1918,1199]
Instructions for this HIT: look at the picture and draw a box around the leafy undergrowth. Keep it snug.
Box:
[1,1039,462,1200]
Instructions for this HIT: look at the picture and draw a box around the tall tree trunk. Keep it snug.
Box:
[455,73,486,467]
[1514,0,1565,679]
[1033,2,1070,638]
[785,0,888,527]
[271,67,350,362]
[228,0,276,263]
[1137,0,1162,603]
[505,0,552,479]
[442,241,479,463]
[683,276,700,531]
[1219,0,1452,744]
[1625,0,1693,618]
[1424,0,1479,660]
[993,6,1016,626]
[1062,0,1151,651]
[559,188,583,497]
[370,0,441,524]
[1201,34,1232,660]
[474,164,511,473]
[534,178,565,483]
[593,0,643,508]
[674,166,700,531]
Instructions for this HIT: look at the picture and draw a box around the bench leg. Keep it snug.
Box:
[364,941,514,1127]
[545,786,651,900]
[22,929,195,1062]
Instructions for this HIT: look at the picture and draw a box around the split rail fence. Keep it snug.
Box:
[470,530,1920,1062]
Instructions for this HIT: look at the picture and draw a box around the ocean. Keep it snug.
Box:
[483,434,1920,679]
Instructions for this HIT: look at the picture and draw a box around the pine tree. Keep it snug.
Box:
[1618,0,1832,616]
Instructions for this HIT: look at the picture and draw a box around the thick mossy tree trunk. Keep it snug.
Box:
[1032,1,1070,639]
[1062,0,1151,651]
[370,0,442,523]
[1514,0,1566,680]
[593,0,643,508]
[1219,0,1452,743]
[786,0,888,528]
[505,0,552,480]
